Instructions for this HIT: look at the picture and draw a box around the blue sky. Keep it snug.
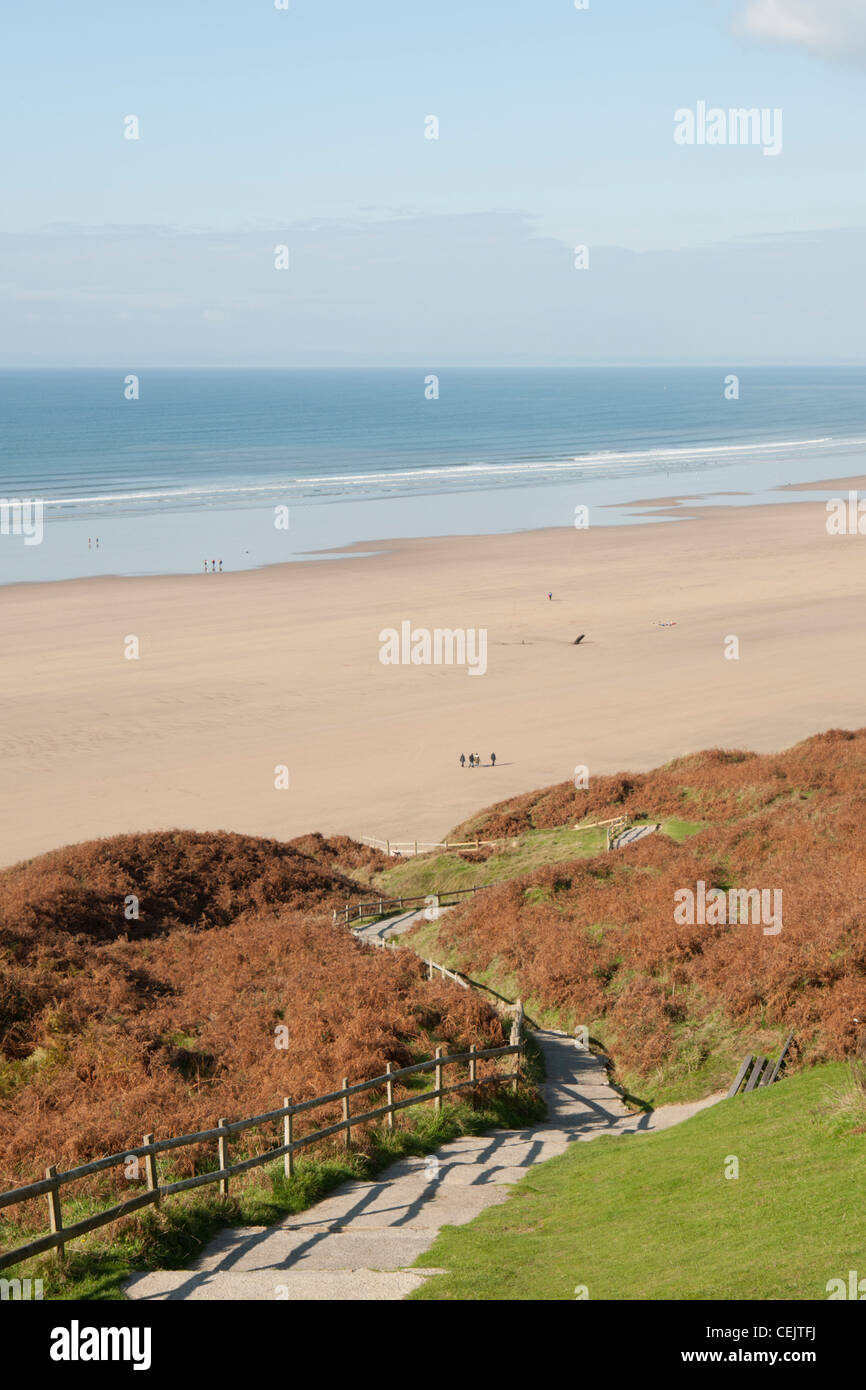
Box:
[1,0,865,364]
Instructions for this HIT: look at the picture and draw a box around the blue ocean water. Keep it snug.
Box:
[2,367,866,582]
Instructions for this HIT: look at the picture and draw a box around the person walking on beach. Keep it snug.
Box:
[468,754,475,768]
[218,559,223,572]
[460,753,466,768]
[475,753,481,768]
[548,591,552,601]
[490,752,496,767]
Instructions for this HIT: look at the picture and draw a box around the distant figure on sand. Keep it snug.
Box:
[548,591,552,601]
[468,754,475,768]
[490,753,496,766]
[475,753,481,767]
[460,753,465,768]
[219,560,223,572]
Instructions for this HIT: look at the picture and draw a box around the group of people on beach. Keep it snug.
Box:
[203,560,223,572]
[460,753,495,768]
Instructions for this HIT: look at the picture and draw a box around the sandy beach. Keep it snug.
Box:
[2,487,864,869]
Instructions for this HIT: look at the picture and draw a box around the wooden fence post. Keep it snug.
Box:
[510,1016,519,1093]
[283,1099,294,1178]
[434,1047,443,1111]
[218,1120,229,1196]
[342,1079,351,1147]
[469,1044,477,1085]
[427,959,433,980]
[143,1134,159,1206]
[45,1165,64,1261]
[386,840,390,855]
[386,1064,394,1130]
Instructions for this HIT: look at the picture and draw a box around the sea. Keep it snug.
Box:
[2,367,866,584]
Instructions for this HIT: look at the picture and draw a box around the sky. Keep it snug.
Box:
[1,0,864,365]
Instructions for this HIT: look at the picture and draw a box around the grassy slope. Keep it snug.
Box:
[410,1062,866,1301]
[372,820,699,899]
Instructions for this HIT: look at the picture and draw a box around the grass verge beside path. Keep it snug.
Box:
[409,1062,866,1301]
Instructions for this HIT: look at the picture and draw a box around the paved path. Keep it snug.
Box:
[611,823,660,849]
[125,1029,723,1301]
[352,906,433,946]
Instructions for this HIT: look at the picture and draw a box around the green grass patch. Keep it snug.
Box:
[409,1062,866,1300]
[374,826,610,899]
[659,818,707,842]
[373,819,704,904]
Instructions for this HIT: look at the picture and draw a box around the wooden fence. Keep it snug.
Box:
[360,836,519,858]
[333,885,482,926]
[364,935,469,990]
[424,958,469,989]
[0,1041,524,1274]
[726,1031,795,1098]
[362,817,632,859]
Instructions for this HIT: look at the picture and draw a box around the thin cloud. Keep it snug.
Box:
[737,0,866,61]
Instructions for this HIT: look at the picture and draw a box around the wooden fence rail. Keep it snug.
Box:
[424,958,469,989]
[360,837,519,858]
[0,1041,523,1274]
[364,934,469,990]
[333,885,482,927]
[361,817,630,859]
[605,816,630,851]
[726,1031,795,1099]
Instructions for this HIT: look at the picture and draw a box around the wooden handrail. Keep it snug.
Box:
[333,885,485,926]
[361,819,628,859]
[0,1040,524,1272]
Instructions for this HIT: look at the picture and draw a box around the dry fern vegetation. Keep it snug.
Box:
[404,728,866,1104]
[0,830,511,1201]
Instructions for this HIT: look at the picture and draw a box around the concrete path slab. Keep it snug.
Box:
[126,1267,437,1301]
